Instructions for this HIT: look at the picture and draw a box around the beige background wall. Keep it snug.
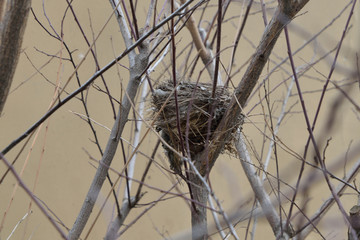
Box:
[1,0,359,239]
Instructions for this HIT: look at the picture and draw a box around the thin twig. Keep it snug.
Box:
[235,131,293,239]
[67,25,150,240]
[184,157,240,240]
[1,0,197,156]
[284,24,356,239]
[195,0,310,176]
[179,0,214,79]
[295,157,360,239]
[224,0,253,87]
[0,154,67,239]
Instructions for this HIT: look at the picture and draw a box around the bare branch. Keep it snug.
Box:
[1,0,195,155]
[185,157,239,240]
[296,157,360,239]
[234,131,294,239]
[179,0,215,79]
[0,0,31,115]
[225,0,253,87]
[104,197,137,240]
[3,0,359,239]
[0,153,67,239]
[67,38,149,240]
[195,0,310,176]
[108,0,136,65]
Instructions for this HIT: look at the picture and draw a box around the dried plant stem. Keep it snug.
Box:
[6,211,32,240]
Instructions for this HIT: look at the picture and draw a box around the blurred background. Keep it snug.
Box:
[0,0,359,239]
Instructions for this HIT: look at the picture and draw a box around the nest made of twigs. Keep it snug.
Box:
[152,80,242,174]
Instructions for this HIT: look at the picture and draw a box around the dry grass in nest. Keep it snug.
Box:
[152,80,242,174]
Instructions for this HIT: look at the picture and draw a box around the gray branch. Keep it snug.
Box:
[186,1,310,239]
[194,0,310,176]
[67,39,149,240]
[104,197,137,240]
[235,131,294,239]
[0,0,31,115]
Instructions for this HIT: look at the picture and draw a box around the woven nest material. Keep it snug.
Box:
[152,80,242,175]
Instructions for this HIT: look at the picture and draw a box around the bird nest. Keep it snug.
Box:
[152,80,242,174]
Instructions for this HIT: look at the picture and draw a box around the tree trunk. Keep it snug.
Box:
[0,0,31,115]
[188,171,208,240]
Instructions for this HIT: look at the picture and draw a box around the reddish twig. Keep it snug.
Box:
[1,0,196,156]
[286,0,357,229]
[0,153,67,239]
